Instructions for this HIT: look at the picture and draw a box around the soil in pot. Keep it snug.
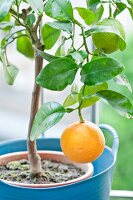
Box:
[0,159,85,184]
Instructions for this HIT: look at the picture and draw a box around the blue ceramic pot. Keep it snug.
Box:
[0,124,119,200]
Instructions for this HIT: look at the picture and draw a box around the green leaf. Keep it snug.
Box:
[55,42,65,57]
[35,48,59,62]
[127,0,133,7]
[92,18,126,52]
[16,36,34,58]
[96,90,133,118]
[63,93,79,108]
[41,24,61,50]
[63,83,80,107]
[86,0,100,10]
[69,50,88,64]
[26,0,43,14]
[86,18,126,52]
[0,0,14,21]
[30,102,65,141]
[16,0,21,6]
[71,83,80,94]
[55,36,66,56]
[76,7,95,25]
[94,5,104,23]
[0,13,11,22]
[25,14,36,27]
[69,51,84,64]
[128,7,133,20]
[85,26,105,37]
[86,23,125,39]
[47,21,72,34]
[0,21,13,30]
[36,57,78,91]
[44,0,73,22]
[78,50,88,60]
[114,74,132,92]
[113,3,127,17]
[81,57,124,86]
[80,82,108,108]
[3,64,19,85]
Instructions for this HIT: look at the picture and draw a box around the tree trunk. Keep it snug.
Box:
[27,46,43,176]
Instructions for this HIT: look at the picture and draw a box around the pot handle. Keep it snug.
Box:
[99,124,119,160]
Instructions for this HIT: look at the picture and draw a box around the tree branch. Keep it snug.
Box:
[33,15,43,32]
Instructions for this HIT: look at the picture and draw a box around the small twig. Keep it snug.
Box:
[6,29,26,40]
[78,85,86,122]
[109,0,112,17]
[11,14,26,27]
[10,9,19,17]
[4,34,28,48]
[81,27,90,62]
[74,19,91,62]
[77,43,84,51]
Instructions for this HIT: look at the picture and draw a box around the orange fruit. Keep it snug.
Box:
[60,121,105,163]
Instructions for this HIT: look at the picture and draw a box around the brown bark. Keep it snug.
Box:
[27,44,44,176]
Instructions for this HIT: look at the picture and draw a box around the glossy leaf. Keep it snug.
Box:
[25,14,36,27]
[63,83,80,107]
[0,0,14,21]
[85,26,105,37]
[95,18,126,51]
[0,13,11,22]
[128,7,133,19]
[55,36,66,56]
[71,83,80,94]
[69,50,88,64]
[16,0,21,6]
[96,90,133,118]
[47,21,72,34]
[63,93,79,108]
[85,18,126,51]
[30,102,65,141]
[55,43,65,57]
[44,0,73,22]
[85,23,125,38]
[3,64,19,85]
[80,82,108,108]
[127,0,133,7]
[16,36,34,58]
[127,0,133,9]
[26,0,43,14]
[36,57,78,91]
[113,3,127,17]
[69,51,84,64]
[35,48,59,62]
[81,57,124,86]
[41,24,61,50]
[127,0,133,18]
[94,5,104,23]
[78,50,88,60]
[114,74,132,92]
[76,7,95,25]
[86,0,100,10]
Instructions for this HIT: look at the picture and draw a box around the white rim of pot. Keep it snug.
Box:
[0,151,94,188]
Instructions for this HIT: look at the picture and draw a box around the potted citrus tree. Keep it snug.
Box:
[0,0,133,199]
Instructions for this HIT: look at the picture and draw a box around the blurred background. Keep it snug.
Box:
[0,0,133,193]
